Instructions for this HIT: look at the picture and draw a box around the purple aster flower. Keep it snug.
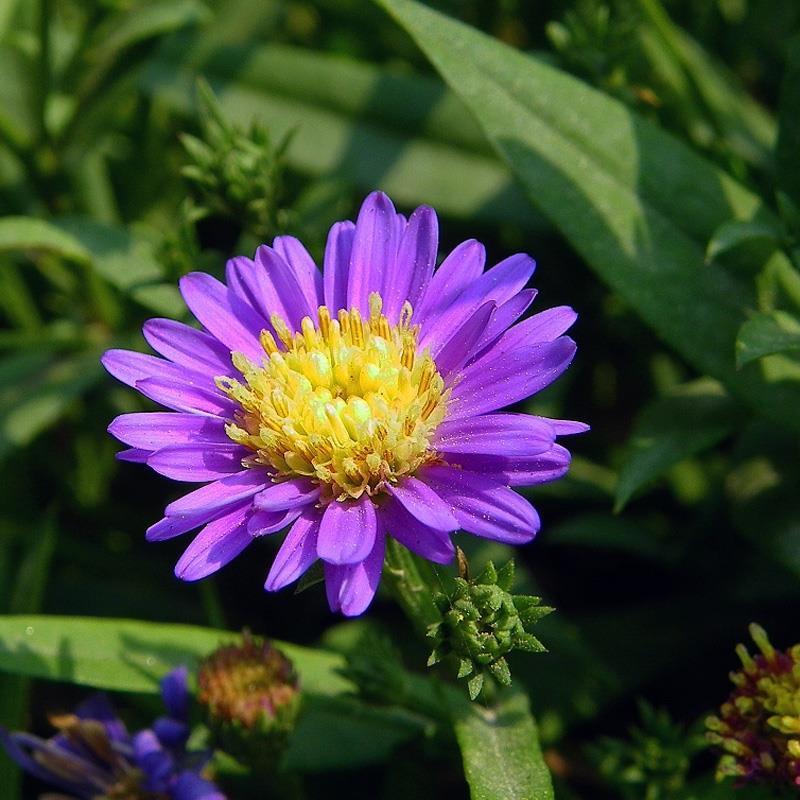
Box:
[103,191,587,616]
[0,667,224,799]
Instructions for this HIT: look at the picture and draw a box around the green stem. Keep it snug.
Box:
[382,538,443,636]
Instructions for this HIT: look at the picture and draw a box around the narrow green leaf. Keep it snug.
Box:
[0,615,351,697]
[635,0,776,170]
[615,378,742,510]
[736,310,800,368]
[0,217,90,263]
[374,0,800,432]
[706,219,782,265]
[449,688,554,800]
[0,350,104,462]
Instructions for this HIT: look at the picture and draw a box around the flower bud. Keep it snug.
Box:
[198,632,300,766]
[427,555,553,700]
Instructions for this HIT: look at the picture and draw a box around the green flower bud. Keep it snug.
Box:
[427,554,553,700]
[198,632,300,768]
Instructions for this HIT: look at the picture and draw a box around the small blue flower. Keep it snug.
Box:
[0,667,224,799]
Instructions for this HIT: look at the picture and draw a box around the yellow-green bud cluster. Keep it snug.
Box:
[427,559,552,700]
[706,623,800,788]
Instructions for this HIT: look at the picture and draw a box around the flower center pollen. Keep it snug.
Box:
[216,293,447,500]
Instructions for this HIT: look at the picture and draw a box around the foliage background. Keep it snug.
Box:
[0,0,798,797]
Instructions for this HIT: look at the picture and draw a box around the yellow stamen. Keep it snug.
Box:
[217,293,447,499]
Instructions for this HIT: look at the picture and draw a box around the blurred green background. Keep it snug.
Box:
[0,0,799,797]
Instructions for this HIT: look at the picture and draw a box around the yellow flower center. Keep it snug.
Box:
[216,293,447,500]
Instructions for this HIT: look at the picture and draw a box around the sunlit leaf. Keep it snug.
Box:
[373,0,800,432]
[736,310,800,368]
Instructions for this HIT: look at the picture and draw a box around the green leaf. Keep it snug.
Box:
[449,688,554,800]
[284,695,426,771]
[0,615,351,697]
[0,350,104,463]
[706,219,782,264]
[736,310,800,368]
[141,41,545,230]
[634,0,776,170]
[0,217,91,264]
[374,0,800,432]
[615,378,742,510]
[777,36,800,227]
[0,517,57,799]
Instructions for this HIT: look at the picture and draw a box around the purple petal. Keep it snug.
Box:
[165,470,267,517]
[174,502,252,580]
[387,476,458,531]
[448,336,577,420]
[421,465,540,544]
[173,771,226,800]
[416,239,486,320]
[108,412,229,450]
[323,220,356,312]
[179,272,266,360]
[273,235,324,308]
[254,478,321,512]
[160,667,189,720]
[102,349,212,391]
[253,245,317,328]
[74,694,128,743]
[146,507,229,542]
[324,531,385,616]
[152,716,189,749]
[148,443,246,482]
[379,497,455,564]
[317,495,377,565]
[117,447,150,462]
[133,729,173,787]
[420,253,534,350]
[434,413,556,457]
[433,301,495,378]
[135,377,235,417]
[382,205,437,322]
[547,417,590,436]
[142,319,233,375]
[0,728,93,795]
[265,509,321,591]
[445,443,572,487]
[347,192,400,315]
[247,507,301,537]
[475,289,537,351]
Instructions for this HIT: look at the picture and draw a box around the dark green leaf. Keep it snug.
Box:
[736,310,800,367]
[706,219,782,264]
[374,0,800,432]
[449,688,554,800]
[776,36,800,227]
[615,378,742,510]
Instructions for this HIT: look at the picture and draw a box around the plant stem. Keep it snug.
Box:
[382,538,443,636]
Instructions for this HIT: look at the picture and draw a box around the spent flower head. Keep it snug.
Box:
[0,668,223,799]
[427,555,553,700]
[103,190,587,616]
[706,623,800,788]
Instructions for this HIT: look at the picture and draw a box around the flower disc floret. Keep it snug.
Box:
[216,293,447,500]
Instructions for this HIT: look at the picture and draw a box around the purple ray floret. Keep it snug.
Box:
[103,191,588,616]
[0,668,225,799]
